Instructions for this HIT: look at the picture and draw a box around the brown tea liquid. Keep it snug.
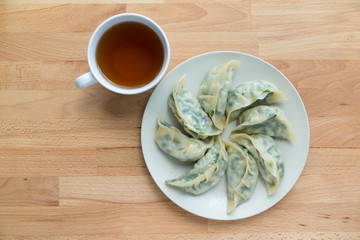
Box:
[96,22,164,88]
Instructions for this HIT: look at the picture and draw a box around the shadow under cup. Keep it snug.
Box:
[87,13,170,95]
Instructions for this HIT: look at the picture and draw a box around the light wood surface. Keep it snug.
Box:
[0,0,359,239]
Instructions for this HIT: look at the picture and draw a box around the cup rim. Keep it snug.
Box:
[88,13,170,95]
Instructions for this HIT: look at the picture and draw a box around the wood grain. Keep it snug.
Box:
[0,148,97,177]
[0,0,165,3]
[127,2,253,32]
[0,119,141,148]
[310,117,360,147]
[0,0,359,239]
[0,61,89,90]
[1,233,359,240]
[0,33,89,61]
[0,177,59,206]
[207,203,359,232]
[0,5,126,33]
[59,176,167,204]
[0,203,207,236]
[269,60,360,90]
[253,1,360,60]
[97,147,148,176]
[0,89,151,119]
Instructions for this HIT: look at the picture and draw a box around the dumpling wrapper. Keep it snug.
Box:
[155,117,213,162]
[233,105,295,142]
[225,140,258,213]
[198,60,240,130]
[226,80,286,124]
[231,133,284,195]
[168,75,222,139]
[165,136,228,195]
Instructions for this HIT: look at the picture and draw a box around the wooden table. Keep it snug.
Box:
[1,0,359,239]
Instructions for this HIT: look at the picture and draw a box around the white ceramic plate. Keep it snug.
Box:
[141,51,310,220]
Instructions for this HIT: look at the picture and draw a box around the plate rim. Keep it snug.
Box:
[141,50,310,220]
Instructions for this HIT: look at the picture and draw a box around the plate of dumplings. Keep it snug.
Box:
[141,51,310,220]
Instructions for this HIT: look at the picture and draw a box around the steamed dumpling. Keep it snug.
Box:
[226,80,286,124]
[233,105,295,141]
[198,60,240,130]
[155,117,213,162]
[231,133,284,195]
[225,140,258,213]
[168,75,222,139]
[165,136,228,195]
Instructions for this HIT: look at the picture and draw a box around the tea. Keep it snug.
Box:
[96,21,164,88]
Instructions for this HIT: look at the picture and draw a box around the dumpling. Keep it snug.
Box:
[155,117,213,162]
[231,133,284,195]
[165,136,228,195]
[198,60,240,130]
[232,105,295,141]
[224,140,258,213]
[168,75,222,139]
[226,80,286,124]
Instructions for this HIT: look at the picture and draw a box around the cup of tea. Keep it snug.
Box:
[75,13,170,95]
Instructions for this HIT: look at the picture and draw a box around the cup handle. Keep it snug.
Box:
[75,72,98,89]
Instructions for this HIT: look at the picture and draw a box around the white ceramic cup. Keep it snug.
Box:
[75,13,170,95]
